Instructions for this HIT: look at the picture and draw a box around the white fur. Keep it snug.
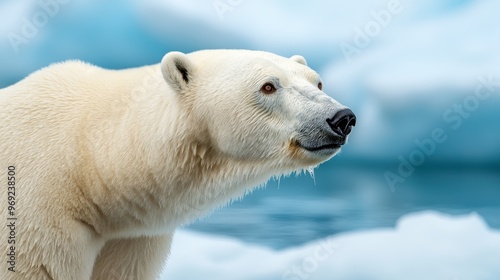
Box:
[0,50,349,279]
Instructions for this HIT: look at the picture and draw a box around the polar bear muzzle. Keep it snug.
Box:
[295,107,356,157]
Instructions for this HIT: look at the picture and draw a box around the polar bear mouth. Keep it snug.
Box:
[296,141,342,153]
[301,143,341,151]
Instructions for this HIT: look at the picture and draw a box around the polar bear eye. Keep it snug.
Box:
[261,83,277,94]
[318,82,323,91]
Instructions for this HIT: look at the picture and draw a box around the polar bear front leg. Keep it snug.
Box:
[91,234,173,280]
[10,219,101,280]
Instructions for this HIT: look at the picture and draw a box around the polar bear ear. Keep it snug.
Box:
[290,55,307,66]
[161,51,195,92]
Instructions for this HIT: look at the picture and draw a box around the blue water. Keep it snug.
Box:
[188,161,500,249]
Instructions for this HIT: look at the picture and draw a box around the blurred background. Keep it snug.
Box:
[1,0,499,279]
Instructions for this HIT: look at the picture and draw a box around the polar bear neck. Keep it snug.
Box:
[134,102,277,236]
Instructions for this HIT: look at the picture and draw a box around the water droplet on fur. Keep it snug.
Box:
[307,167,316,185]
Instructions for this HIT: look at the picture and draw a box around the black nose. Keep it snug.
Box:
[327,109,356,137]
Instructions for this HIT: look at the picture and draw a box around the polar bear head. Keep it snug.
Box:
[160,50,356,172]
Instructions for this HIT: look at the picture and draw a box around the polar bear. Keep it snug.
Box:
[0,50,355,280]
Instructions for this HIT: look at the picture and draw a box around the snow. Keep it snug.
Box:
[162,211,500,280]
